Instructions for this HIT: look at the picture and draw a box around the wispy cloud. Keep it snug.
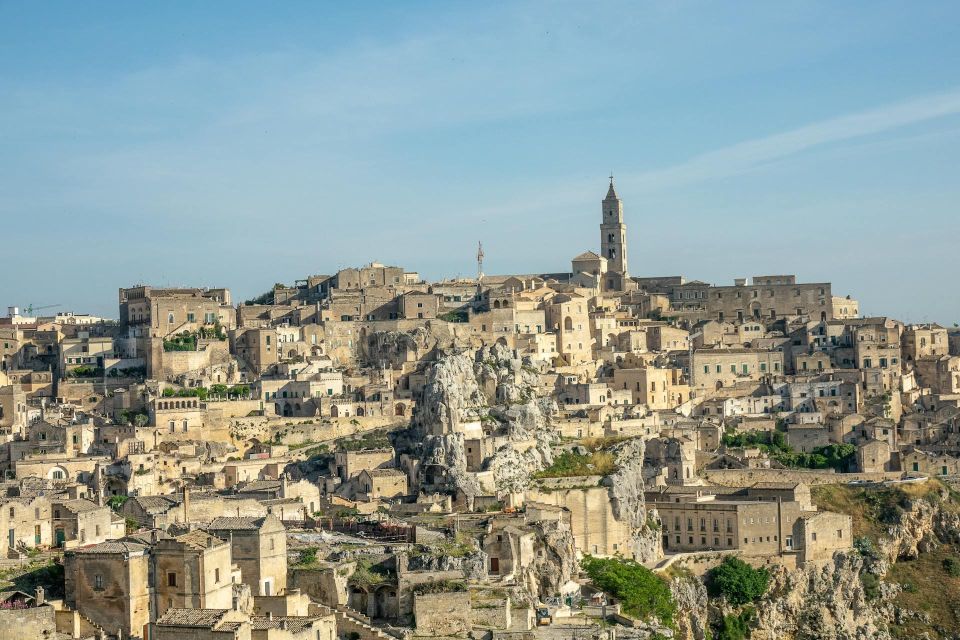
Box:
[456,88,960,224]
[630,89,960,191]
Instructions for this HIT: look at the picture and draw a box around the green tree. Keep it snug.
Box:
[581,556,676,627]
[708,557,769,606]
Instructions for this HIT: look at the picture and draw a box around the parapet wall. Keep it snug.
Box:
[704,468,905,487]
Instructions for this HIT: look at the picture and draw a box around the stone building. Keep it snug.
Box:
[648,483,850,565]
[0,495,51,555]
[610,366,689,409]
[599,179,629,290]
[64,540,152,640]
[51,498,113,547]
[208,514,287,596]
[357,468,408,500]
[153,530,235,617]
[525,478,631,557]
[691,348,784,391]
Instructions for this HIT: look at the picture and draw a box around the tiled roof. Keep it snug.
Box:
[132,495,179,513]
[237,480,281,493]
[173,529,227,550]
[57,499,102,513]
[156,608,231,628]
[207,516,263,531]
[366,468,405,478]
[72,540,149,555]
[250,616,321,632]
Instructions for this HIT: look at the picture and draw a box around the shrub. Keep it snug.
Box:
[716,608,754,640]
[581,556,676,627]
[296,547,319,567]
[943,557,960,577]
[861,572,880,600]
[708,557,769,606]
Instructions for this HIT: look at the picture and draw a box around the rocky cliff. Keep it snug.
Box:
[605,437,663,564]
[409,343,557,502]
[670,483,960,640]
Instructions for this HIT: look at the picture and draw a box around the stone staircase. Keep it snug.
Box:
[313,603,396,640]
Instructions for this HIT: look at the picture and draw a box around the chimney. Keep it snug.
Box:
[267,612,273,621]
[34,586,44,606]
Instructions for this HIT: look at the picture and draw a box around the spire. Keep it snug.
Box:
[606,173,618,199]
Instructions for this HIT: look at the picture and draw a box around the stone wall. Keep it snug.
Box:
[470,595,511,629]
[413,592,472,637]
[703,468,904,487]
[0,605,57,640]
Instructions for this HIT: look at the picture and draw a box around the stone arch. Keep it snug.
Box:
[48,466,68,481]
[395,403,406,417]
[348,586,369,614]
[493,300,501,309]
[283,403,293,417]
[356,407,365,417]
[331,405,340,418]
[374,585,398,619]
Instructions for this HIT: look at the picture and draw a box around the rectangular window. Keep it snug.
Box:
[168,572,177,587]
[94,575,103,589]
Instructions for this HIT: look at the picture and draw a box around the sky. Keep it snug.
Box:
[1,1,959,322]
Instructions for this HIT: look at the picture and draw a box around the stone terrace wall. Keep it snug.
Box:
[0,605,57,640]
[413,592,472,637]
[704,468,904,487]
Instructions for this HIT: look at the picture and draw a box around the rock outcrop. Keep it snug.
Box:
[408,344,557,502]
[522,520,578,600]
[670,485,960,640]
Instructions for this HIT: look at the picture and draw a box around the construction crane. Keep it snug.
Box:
[25,303,61,315]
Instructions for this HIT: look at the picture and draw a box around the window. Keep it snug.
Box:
[187,313,195,323]
[168,572,177,587]
[811,532,817,541]
[168,312,175,323]
[215,568,221,583]
[94,575,103,589]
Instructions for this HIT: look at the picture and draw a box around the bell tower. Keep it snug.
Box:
[600,175,628,276]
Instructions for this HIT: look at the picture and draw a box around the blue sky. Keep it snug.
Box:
[2,1,959,322]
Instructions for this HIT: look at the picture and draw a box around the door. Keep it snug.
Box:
[55,529,66,546]
[489,557,499,574]
[7,529,14,550]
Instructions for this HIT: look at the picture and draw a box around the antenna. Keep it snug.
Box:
[476,241,485,284]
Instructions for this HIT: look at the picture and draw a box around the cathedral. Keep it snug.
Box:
[570,177,636,292]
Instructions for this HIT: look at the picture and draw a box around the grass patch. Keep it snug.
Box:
[811,480,951,545]
[336,430,392,452]
[533,450,617,479]
[888,543,960,638]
